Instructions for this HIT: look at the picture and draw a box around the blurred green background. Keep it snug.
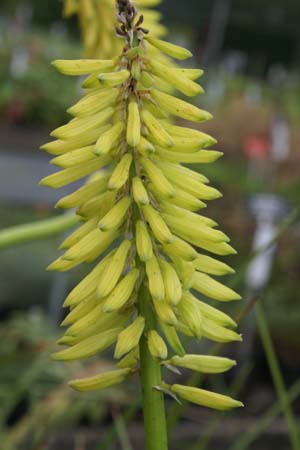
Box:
[0,1,299,449]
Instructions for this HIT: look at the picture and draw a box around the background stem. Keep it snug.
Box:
[139,286,168,450]
[256,302,300,450]
[0,213,79,249]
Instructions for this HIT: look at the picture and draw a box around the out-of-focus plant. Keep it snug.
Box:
[0,31,81,126]
[0,310,130,450]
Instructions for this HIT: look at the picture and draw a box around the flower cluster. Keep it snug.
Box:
[41,1,243,410]
[63,0,166,58]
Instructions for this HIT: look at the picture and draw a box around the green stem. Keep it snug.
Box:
[139,286,168,450]
[96,404,139,450]
[256,302,300,450]
[0,214,80,249]
[113,412,134,450]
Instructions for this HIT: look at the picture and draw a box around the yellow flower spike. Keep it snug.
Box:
[137,136,156,155]
[46,257,81,272]
[108,154,133,190]
[77,191,116,220]
[149,60,203,97]
[98,196,131,231]
[67,309,133,345]
[52,59,116,75]
[170,68,204,81]
[59,219,96,251]
[39,156,112,189]
[50,145,96,168]
[163,138,211,153]
[170,178,222,201]
[40,125,110,155]
[169,355,237,374]
[184,292,237,329]
[171,256,195,290]
[94,121,125,155]
[153,299,177,326]
[63,252,114,306]
[160,322,185,356]
[193,255,235,277]
[149,184,205,212]
[144,97,169,118]
[69,368,132,392]
[161,122,216,147]
[163,236,198,261]
[142,204,174,244]
[63,0,78,17]
[131,59,141,81]
[148,330,168,360]
[117,347,140,369]
[169,385,244,411]
[200,303,237,329]
[140,157,175,198]
[162,213,229,244]
[98,69,130,87]
[127,101,141,147]
[97,239,132,298]
[145,256,165,301]
[125,47,141,60]
[141,110,174,147]
[62,228,118,262]
[82,72,102,89]
[51,327,121,361]
[63,0,165,59]
[114,316,145,359]
[43,1,242,422]
[102,268,140,312]
[151,89,213,122]
[192,272,241,302]
[202,319,242,343]
[132,177,150,205]
[160,203,217,228]
[135,221,153,261]
[51,108,114,140]
[65,303,105,337]
[159,258,182,306]
[56,173,110,209]
[155,159,210,184]
[67,88,119,117]
[145,36,192,60]
[61,294,98,327]
[155,147,223,165]
[177,292,203,339]
[140,70,155,87]
[160,215,236,255]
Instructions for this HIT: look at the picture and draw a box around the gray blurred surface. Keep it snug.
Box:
[0,151,80,206]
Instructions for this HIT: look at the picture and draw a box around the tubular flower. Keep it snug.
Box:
[63,0,166,58]
[41,0,243,411]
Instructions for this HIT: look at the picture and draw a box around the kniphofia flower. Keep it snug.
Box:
[40,0,243,411]
[63,0,166,58]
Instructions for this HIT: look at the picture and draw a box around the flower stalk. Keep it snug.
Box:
[139,285,168,450]
[0,213,79,249]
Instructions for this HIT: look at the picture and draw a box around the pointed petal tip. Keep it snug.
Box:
[50,352,62,361]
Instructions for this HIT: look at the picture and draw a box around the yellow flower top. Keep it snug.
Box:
[63,0,166,58]
[40,0,243,411]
